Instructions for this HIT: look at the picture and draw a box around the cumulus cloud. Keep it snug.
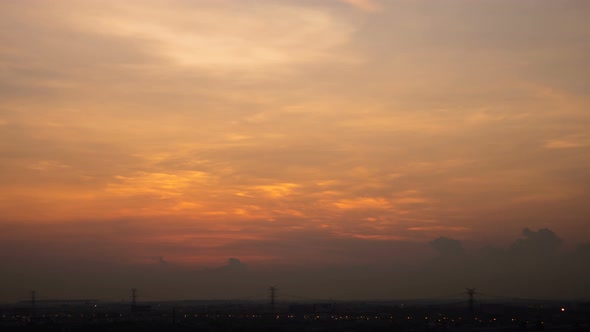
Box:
[430,237,464,257]
[509,228,562,256]
[216,257,248,272]
[0,227,589,301]
[152,256,169,265]
[576,243,590,257]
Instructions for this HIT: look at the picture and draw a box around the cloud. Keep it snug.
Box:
[106,171,211,199]
[429,237,464,257]
[1,0,590,302]
[254,183,300,198]
[333,197,392,210]
[152,256,169,265]
[215,257,248,273]
[509,228,562,256]
[409,226,468,232]
[339,0,380,12]
[70,1,357,70]
[27,160,70,171]
[576,243,590,258]
[544,137,589,149]
[1,226,588,301]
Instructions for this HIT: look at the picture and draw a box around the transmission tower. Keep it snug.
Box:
[131,288,138,308]
[269,286,278,313]
[466,288,476,321]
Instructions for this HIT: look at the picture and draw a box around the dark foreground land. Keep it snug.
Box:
[2,300,590,331]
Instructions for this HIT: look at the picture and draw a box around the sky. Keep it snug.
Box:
[1,0,590,302]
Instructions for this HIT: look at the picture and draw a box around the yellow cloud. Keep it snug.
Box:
[27,160,70,171]
[171,201,201,211]
[254,183,300,198]
[334,197,392,210]
[407,226,468,232]
[339,0,381,12]
[544,138,589,149]
[73,1,357,69]
[107,171,210,199]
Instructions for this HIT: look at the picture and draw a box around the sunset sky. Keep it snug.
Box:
[1,0,590,301]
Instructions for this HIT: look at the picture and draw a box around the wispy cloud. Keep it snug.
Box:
[544,136,589,149]
[1,0,590,276]
[70,1,357,70]
[338,0,381,12]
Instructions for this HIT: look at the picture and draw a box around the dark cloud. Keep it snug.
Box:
[430,237,464,257]
[1,224,589,302]
[575,243,590,258]
[509,228,562,256]
[152,256,169,265]
[216,257,247,272]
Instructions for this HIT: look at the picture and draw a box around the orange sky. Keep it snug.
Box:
[1,0,590,277]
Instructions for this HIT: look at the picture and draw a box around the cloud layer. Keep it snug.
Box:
[1,227,589,301]
[1,0,590,301]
